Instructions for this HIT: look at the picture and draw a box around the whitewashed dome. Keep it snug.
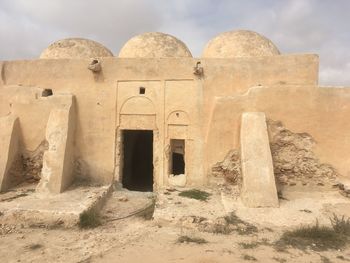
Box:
[118,32,192,58]
[40,38,113,59]
[202,30,280,58]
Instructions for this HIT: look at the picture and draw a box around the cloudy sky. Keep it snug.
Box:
[0,0,349,86]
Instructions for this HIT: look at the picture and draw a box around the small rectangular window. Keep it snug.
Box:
[139,87,146,94]
[170,139,185,175]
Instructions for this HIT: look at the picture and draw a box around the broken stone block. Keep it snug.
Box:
[36,95,76,194]
[240,112,279,208]
[0,115,22,192]
[168,174,186,187]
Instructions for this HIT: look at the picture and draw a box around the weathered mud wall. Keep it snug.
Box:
[6,155,24,189]
[0,55,318,186]
[211,119,340,192]
[267,120,338,186]
[22,140,48,183]
[212,150,241,185]
[206,86,350,180]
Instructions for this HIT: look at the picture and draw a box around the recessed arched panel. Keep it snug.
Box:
[119,97,157,130]
[166,110,190,139]
[167,110,190,125]
[120,96,156,115]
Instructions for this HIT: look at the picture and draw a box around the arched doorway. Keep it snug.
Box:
[117,96,157,192]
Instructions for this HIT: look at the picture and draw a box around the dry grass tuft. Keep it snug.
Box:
[178,189,211,201]
[330,214,350,235]
[177,235,208,244]
[242,254,257,261]
[275,219,349,251]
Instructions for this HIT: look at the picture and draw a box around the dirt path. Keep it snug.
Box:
[2,217,348,263]
[90,221,350,263]
[1,188,350,262]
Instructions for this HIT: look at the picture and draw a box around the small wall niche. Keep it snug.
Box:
[139,87,146,95]
[170,139,185,175]
[42,89,53,97]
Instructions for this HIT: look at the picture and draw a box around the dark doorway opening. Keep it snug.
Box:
[122,130,153,191]
[170,139,185,175]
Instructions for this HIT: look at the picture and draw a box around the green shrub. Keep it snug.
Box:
[275,221,348,251]
[79,209,101,229]
[178,189,211,201]
[206,212,258,235]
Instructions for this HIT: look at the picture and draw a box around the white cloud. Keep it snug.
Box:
[0,0,349,86]
[0,0,162,58]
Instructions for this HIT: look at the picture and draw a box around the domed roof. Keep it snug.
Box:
[40,38,113,59]
[202,30,280,58]
[118,32,192,58]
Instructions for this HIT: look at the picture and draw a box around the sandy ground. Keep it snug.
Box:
[1,186,350,263]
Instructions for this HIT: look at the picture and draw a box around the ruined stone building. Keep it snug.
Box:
[1,30,350,207]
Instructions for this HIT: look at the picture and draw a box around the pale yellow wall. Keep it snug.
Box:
[1,58,196,184]
[206,85,350,178]
[0,86,70,151]
[1,54,347,188]
[201,54,319,137]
